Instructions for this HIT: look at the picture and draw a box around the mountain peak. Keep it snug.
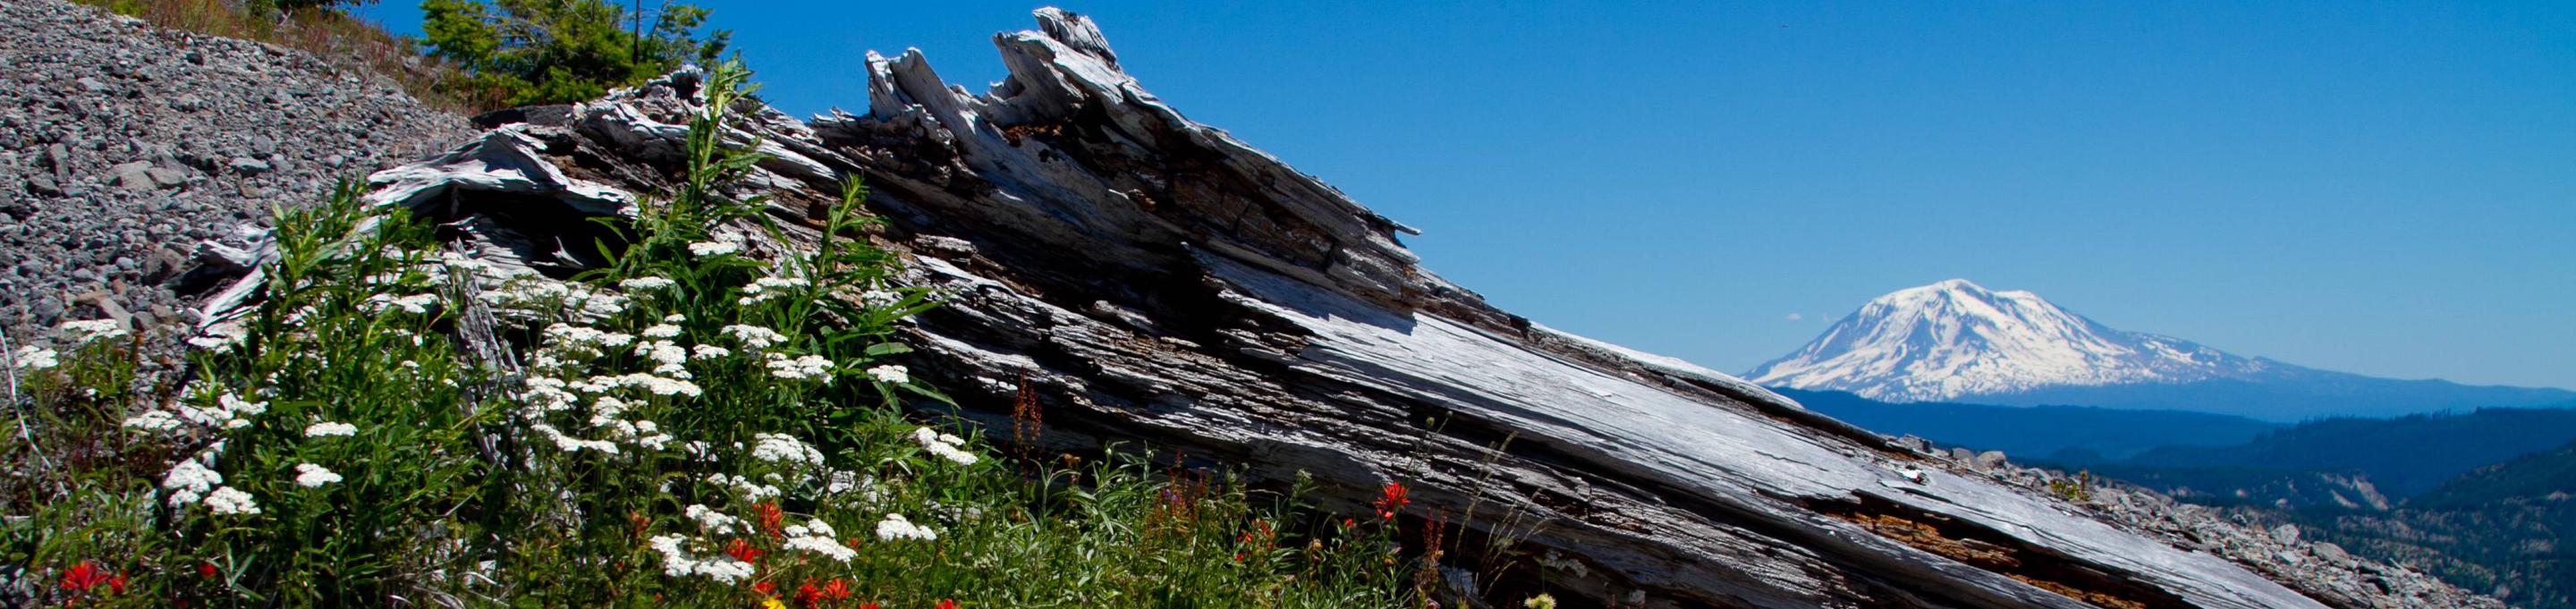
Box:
[1749,281,2255,403]
[1750,283,2574,419]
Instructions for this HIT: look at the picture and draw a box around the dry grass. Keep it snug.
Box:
[71,0,509,113]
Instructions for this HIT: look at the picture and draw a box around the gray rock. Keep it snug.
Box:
[225,156,268,175]
[1976,450,2009,469]
[0,0,473,358]
[2273,523,2302,546]
[108,160,155,190]
[145,165,187,188]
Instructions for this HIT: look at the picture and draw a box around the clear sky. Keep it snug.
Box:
[358,1,2576,390]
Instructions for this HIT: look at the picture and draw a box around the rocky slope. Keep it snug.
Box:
[0,0,475,345]
[1749,279,2572,420]
[10,1,2503,607]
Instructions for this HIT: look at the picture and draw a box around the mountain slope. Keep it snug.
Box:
[2290,441,2576,608]
[1747,279,2573,419]
[2086,406,2576,501]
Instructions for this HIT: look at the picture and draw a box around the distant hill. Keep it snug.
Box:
[2291,440,2576,608]
[2083,406,2576,500]
[1779,388,2281,460]
[1749,279,2575,420]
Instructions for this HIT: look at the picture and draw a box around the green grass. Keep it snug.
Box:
[0,62,1432,608]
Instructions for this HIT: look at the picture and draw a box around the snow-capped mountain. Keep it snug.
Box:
[1747,279,2573,419]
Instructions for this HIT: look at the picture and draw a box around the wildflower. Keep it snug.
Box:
[215,393,268,429]
[123,410,184,434]
[686,504,742,534]
[724,537,765,562]
[60,561,111,594]
[741,502,781,537]
[640,340,691,376]
[1524,593,1559,609]
[766,354,834,382]
[202,486,261,516]
[784,533,858,562]
[865,365,908,385]
[689,241,740,257]
[752,434,826,467]
[937,600,959,609]
[873,513,937,542]
[162,460,223,507]
[386,293,439,314]
[642,324,684,338]
[763,598,787,609]
[292,463,343,488]
[646,535,756,584]
[7,346,59,371]
[753,580,778,596]
[692,344,733,360]
[619,276,677,291]
[738,276,813,306]
[1374,481,1410,521]
[911,427,980,466]
[859,289,902,309]
[305,421,358,437]
[59,318,128,344]
[199,562,219,579]
[723,325,788,350]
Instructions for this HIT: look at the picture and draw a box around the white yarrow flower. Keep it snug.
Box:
[866,365,908,384]
[911,427,980,466]
[721,325,787,350]
[767,353,834,382]
[859,289,902,309]
[688,241,739,258]
[202,486,261,516]
[162,460,223,507]
[618,276,677,291]
[59,318,129,344]
[874,513,938,542]
[8,346,60,370]
[750,433,826,467]
[123,410,184,433]
[293,463,343,488]
[305,421,358,437]
[685,503,742,534]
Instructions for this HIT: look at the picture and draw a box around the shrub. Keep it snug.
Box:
[0,61,1425,606]
[421,0,731,107]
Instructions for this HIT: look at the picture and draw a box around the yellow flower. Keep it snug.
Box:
[760,597,787,609]
[1523,593,1558,609]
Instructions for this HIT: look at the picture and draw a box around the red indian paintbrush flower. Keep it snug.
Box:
[1373,481,1411,521]
[753,501,785,538]
[60,561,111,593]
[725,537,765,563]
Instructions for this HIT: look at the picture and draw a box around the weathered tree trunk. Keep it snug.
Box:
[227,9,2495,609]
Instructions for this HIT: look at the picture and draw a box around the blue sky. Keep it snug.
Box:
[359,1,2576,389]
